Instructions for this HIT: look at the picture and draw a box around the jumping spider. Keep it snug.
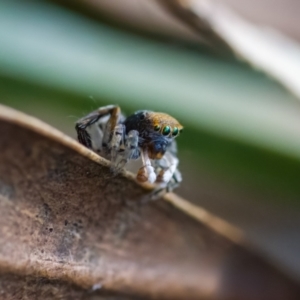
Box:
[75,105,183,194]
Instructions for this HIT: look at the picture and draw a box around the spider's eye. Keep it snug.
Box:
[154,125,161,131]
[162,126,171,136]
[139,113,146,120]
[172,127,179,136]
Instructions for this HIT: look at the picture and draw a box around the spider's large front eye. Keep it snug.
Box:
[154,125,161,131]
[162,126,171,136]
[172,127,179,136]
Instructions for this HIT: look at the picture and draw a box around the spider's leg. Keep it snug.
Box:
[89,121,104,153]
[166,168,182,192]
[76,111,100,148]
[110,124,125,172]
[124,130,140,161]
[75,105,121,149]
[112,130,140,173]
[156,151,179,188]
[143,164,182,202]
[116,130,141,170]
[137,149,156,184]
[147,141,181,199]
[157,140,180,187]
[102,105,122,147]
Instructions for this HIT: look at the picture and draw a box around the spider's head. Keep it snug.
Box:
[124,110,183,159]
[149,112,183,138]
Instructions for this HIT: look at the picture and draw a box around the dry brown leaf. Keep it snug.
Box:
[0,104,299,300]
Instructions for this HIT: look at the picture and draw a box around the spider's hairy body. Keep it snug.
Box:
[75,105,183,195]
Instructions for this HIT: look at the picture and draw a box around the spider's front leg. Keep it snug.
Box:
[140,150,182,202]
[156,151,180,189]
[137,149,157,184]
[150,142,182,198]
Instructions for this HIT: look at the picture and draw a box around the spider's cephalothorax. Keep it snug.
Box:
[124,110,182,159]
[75,105,183,194]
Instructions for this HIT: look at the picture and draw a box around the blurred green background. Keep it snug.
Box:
[1,0,300,280]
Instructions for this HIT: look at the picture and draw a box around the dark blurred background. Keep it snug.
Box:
[1,0,300,281]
